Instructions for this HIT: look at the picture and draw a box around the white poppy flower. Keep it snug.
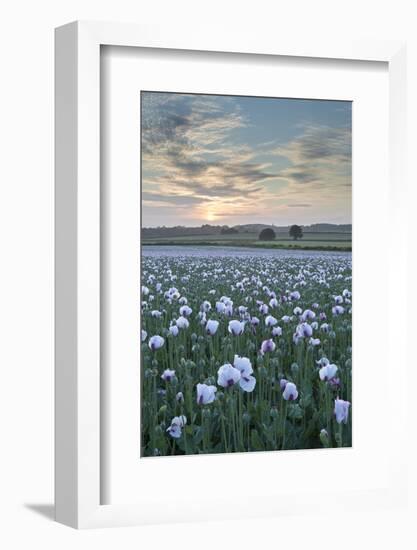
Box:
[265,315,278,326]
[196,383,217,404]
[283,382,298,401]
[281,315,291,323]
[259,303,269,315]
[201,300,211,312]
[151,310,162,318]
[216,301,226,314]
[141,329,147,342]
[217,363,241,387]
[260,339,276,355]
[301,309,316,322]
[293,306,302,316]
[161,369,175,382]
[179,305,192,317]
[296,322,313,338]
[206,319,219,335]
[176,316,189,329]
[272,326,282,337]
[228,320,244,336]
[309,337,321,346]
[233,355,256,392]
[148,335,164,351]
[169,325,179,337]
[269,298,278,308]
[334,398,350,424]
[142,286,149,295]
[319,363,338,381]
[166,415,187,438]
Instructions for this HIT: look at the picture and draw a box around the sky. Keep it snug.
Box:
[141,91,352,227]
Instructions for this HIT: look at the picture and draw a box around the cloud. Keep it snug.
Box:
[141,93,351,226]
[141,92,278,219]
[273,126,351,188]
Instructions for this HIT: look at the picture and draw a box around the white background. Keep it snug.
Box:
[1,0,416,548]
[103,47,393,508]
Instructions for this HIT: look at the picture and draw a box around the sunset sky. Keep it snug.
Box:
[141,92,351,228]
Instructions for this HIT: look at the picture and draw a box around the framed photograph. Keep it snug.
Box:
[55,21,407,528]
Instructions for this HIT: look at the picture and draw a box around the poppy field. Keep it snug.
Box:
[141,247,352,457]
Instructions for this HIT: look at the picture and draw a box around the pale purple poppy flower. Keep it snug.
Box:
[251,316,260,327]
[259,303,269,315]
[265,315,278,326]
[200,300,211,312]
[233,355,256,392]
[272,326,282,337]
[196,383,217,404]
[334,295,344,304]
[334,398,350,424]
[269,298,278,308]
[148,335,164,351]
[161,369,175,382]
[176,316,189,329]
[283,382,298,401]
[216,301,226,314]
[329,377,341,389]
[290,290,301,301]
[320,323,330,333]
[319,312,327,321]
[332,305,345,316]
[166,415,187,439]
[281,315,291,323]
[301,309,316,322]
[179,305,192,317]
[169,325,179,337]
[228,320,244,336]
[309,337,321,346]
[280,378,288,390]
[151,310,162,318]
[296,322,313,338]
[319,363,338,381]
[141,329,147,342]
[206,319,219,335]
[293,306,302,316]
[260,339,276,355]
[217,363,241,387]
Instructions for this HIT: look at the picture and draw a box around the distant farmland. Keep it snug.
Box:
[142,231,352,251]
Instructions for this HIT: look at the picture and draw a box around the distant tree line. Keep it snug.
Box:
[142,223,351,239]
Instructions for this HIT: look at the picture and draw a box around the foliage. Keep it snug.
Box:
[289,224,303,240]
[141,251,352,456]
[259,227,276,241]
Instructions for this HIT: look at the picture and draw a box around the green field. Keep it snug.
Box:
[142,232,352,251]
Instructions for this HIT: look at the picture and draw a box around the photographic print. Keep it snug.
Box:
[140,91,352,457]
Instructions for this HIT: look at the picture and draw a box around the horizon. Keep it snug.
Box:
[142,92,352,227]
[142,221,352,229]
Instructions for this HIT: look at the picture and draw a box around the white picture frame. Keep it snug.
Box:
[55,20,407,529]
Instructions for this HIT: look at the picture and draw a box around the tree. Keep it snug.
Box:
[259,227,276,241]
[289,224,303,240]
